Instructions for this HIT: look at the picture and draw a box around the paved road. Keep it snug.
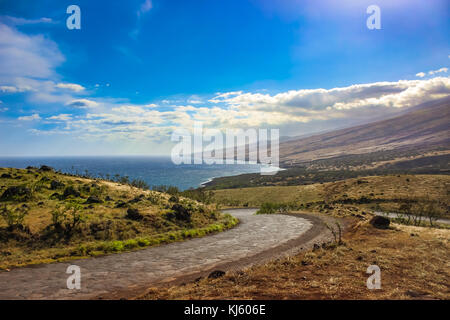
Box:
[0,209,314,300]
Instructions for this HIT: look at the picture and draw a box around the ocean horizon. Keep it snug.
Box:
[0,156,262,191]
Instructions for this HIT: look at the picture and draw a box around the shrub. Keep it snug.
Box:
[108,240,124,252]
[257,202,279,214]
[124,239,139,249]
[137,238,150,247]
[0,204,29,229]
[126,208,143,221]
[0,186,32,202]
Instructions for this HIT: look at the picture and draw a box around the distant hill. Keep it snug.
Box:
[279,97,450,166]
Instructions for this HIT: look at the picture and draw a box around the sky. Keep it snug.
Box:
[0,0,449,156]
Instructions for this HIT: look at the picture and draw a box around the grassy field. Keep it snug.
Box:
[0,167,237,270]
[212,174,450,219]
[137,174,450,300]
[142,219,450,299]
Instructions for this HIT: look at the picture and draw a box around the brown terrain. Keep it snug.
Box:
[279,97,450,166]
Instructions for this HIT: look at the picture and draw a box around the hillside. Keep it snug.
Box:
[143,174,450,300]
[280,97,450,166]
[211,174,450,219]
[0,166,237,269]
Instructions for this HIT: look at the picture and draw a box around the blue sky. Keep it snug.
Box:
[0,0,449,156]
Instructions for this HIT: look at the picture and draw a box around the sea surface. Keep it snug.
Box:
[0,156,261,190]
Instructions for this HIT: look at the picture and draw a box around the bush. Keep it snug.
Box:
[0,186,32,202]
[126,208,143,221]
[124,239,139,249]
[0,204,29,229]
[257,202,279,214]
[137,238,150,247]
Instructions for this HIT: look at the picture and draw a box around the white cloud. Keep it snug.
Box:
[0,85,23,93]
[55,83,85,92]
[47,114,72,121]
[428,67,448,75]
[18,113,40,121]
[0,23,64,80]
[138,0,153,16]
[0,16,54,26]
[66,99,99,108]
[416,72,426,78]
[14,75,450,144]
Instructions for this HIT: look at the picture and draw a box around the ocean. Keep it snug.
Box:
[0,156,262,190]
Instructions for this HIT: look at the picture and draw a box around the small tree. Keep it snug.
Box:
[50,203,85,240]
[325,221,343,245]
[0,204,29,229]
[423,201,442,227]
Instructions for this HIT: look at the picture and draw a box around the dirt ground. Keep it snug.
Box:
[140,219,450,300]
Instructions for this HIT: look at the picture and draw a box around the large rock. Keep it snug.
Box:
[370,216,390,229]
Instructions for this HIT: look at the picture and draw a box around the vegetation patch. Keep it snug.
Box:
[0,167,237,270]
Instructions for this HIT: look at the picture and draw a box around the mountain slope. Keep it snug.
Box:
[280,97,450,166]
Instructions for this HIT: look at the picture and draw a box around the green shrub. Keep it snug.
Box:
[124,239,139,249]
[0,204,29,228]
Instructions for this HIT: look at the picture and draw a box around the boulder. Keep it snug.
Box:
[370,216,390,229]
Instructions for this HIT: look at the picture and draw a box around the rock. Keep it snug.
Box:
[0,174,12,179]
[313,243,320,251]
[126,208,143,221]
[39,165,53,172]
[63,186,81,199]
[50,180,65,190]
[105,196,112,201]
[370,216,390,229]
[0,186,32,202]
[208,270,226,279]
[85,196,102,204]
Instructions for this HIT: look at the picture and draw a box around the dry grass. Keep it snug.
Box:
[212,174,449,216]
[141,220,450,300]
[0,167,236,269]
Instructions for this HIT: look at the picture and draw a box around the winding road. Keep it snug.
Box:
[0,209,329,300]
